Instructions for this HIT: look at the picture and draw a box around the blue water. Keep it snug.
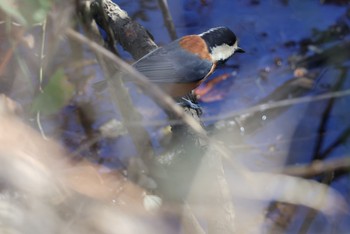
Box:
[90,1,350,233]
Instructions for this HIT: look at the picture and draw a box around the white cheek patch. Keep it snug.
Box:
[210,41,238,62]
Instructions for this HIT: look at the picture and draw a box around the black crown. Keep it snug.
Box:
[200,27,237,52]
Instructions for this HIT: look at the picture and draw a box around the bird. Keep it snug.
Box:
[132,26,244,97]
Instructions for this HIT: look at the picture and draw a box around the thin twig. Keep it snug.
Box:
[39,18,47,92]
[36,111,48,140]
[94,88,350,128]
[319,126,350,159]
[105,66,155,161]
[0,45,15,76]
[157,0,177,40]
[313,68,348,161]
[282,156,350,177]
[207,88,350,122]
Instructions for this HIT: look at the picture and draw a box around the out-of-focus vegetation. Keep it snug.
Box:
[0,0,52,25]
[0,0,349,234]
[32,68,74,115]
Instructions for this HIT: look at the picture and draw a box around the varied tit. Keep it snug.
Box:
[133,26,244,97]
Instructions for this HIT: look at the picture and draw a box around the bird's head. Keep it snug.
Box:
[199,27,244,64]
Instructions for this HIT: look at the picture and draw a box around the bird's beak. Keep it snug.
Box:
[235,47,245,53]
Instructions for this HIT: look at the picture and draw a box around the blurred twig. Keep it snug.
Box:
[206,88,350,128]
[205,149,236,233]
[36,19,48,139]
[38,18,47,92]
[297,41,350,69]
[216,77,314,134]
[282,156,350,178]
[91,0,119,55]
[298,173,334,234]
[313,68,348,161]
[181,203,206,234]
[82,88,350,128]
[319,125,350,160]
[0,43,15,76]
[86,0,156,161]
[157,0,177,40]
[0,20,25,76]
[103,60,155,161]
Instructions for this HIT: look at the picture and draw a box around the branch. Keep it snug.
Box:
[157,0,177,40]
[313,68,348,161]
[282,156,350,178]
[90,0,157,60]
[206,88,350,131]
[319,126,350,160]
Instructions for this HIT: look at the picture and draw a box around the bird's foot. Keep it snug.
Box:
[177,97,202,115]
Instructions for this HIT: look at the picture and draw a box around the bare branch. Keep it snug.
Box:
[205,88,350,123]
[157,0,177,40]
[91,0,157,60]
[312,68,348,161]
[282,157,350,178]
[83,87,350,128]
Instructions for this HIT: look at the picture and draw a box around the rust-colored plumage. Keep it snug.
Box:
[132,27,243,97]
[178,35,212,61]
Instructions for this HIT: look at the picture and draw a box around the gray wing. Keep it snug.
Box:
[133,39,212,83]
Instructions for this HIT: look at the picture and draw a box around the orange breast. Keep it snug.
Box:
[154,36,214,97]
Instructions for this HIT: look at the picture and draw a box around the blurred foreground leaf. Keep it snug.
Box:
[32,69,74,115]
[0,0,52,25]
[0,0,26,24]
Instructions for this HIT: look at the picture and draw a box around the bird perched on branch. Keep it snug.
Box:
[90,1,244,98]
[133,26,244,97]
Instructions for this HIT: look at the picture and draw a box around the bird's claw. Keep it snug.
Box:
[177,98,202,115]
